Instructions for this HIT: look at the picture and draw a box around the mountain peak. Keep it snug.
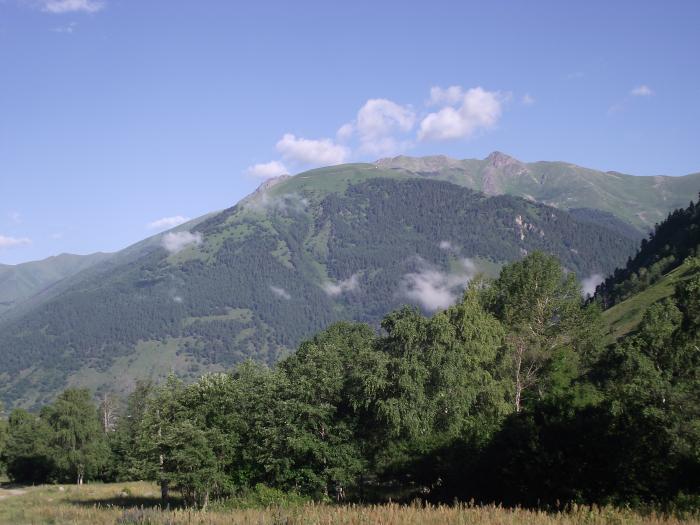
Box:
[484,151,521,168]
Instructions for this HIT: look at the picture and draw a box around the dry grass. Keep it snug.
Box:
[0,481,698,525]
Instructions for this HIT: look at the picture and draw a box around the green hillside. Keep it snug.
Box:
[377,152,700,231]
[0,171,639,408]
[0,252,111,317]
[602,259,700,344]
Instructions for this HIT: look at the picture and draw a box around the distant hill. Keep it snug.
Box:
[0,252,111,317]
[0,163,644,409]
[377,152,700,232]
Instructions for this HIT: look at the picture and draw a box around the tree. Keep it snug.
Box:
[109,380,155,481]
[140,374,233,506]
[270,322,381,499]
[0,402,8,475]
[41,388,109,484]
[4,409,54,484]
[485,252,590,412]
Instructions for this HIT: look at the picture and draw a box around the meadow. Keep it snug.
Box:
[1,482,699,525]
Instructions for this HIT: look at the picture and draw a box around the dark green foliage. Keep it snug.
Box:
[4,409,54,483]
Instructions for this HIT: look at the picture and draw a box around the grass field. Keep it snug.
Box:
[0,482,698,525]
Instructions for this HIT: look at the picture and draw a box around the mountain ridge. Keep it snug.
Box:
[375,152,700,230]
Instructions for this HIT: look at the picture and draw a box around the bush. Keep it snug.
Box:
[216,483,311,509]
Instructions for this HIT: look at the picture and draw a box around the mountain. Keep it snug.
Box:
[1,154,697,408]
[0,166,636,408]
[0,252,111,317]
[377,152,700,232]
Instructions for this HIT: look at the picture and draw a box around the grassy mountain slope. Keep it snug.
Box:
[377,152,700,231]
[601,260,700,344]
[0,253,111,317]
[0,169,639,408]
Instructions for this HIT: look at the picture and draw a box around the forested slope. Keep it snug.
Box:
[0,173,638,408]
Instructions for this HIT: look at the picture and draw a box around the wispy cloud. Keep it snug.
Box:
[41,0,104,13]
[399,257,477,311]
[243,192,308,214]
[323,273,360,297]
[631,85,653,97]
[51,21,77,33]
[269,285,291,300]
[581,273,603,298]
[522,94,535,106]
[8,211,21,224]
[148,215,190,230]
[0,235,32,249]
[245,160,289,179]
[161,231,201,253]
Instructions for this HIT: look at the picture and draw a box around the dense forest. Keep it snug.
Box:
[0,178,638,407]
[1,244,698,510]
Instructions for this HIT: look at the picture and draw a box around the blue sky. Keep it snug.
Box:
[1,0,699,264]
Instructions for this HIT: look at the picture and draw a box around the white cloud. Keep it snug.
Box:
[269,285,291,300]
[336,122,354,142]
[148,215,190,230]
[245,160,289,179]
[438,240,454,251]
[399,258,477,311]
[356,99,415,155]
[427,85,464,106]
[323,273,360,297]
[581,274,604,298]
[338,98,415,156]
[276,133,349,167]
[0,235,31,249]
[631,85,653,97]
[8,211,21,224]
[42,0,104,13]
[522,94,535,106]
[161,231,202,254]
[419,86,502,141]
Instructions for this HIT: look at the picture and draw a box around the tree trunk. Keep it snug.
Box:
[160,474,169,502]
[514,340,524,413]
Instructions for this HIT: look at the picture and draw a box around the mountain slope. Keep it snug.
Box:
[0,252,112,317]
[602,260,700,344]
[377,152,700,231]
[0,168,639,408]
